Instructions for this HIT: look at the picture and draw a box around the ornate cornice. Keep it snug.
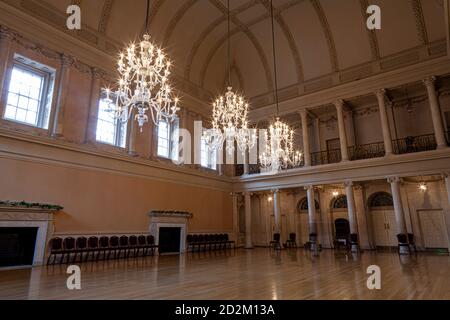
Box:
[148,211,193,219]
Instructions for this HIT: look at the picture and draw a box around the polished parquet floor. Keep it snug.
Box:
[1,248,449,300]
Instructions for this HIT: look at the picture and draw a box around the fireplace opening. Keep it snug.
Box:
[158,227,181,254]
[0,227,38,267]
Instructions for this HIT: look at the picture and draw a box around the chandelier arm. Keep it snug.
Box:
[270,0,280,116]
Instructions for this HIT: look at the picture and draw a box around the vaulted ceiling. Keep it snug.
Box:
[3,0,447,109]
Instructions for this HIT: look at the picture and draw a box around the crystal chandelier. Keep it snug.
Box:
[259,0,302,171]
[202,0,257,155]
[103,0,179,131]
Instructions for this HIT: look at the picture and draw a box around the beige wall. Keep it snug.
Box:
[0,157,233,235]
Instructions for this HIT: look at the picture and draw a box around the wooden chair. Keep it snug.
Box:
[47,237,63,265]
[118,236,129,259]
[74,237,88,263]
[86,237,99,262]
[407,233,417,255]
[397,234,410,255]
[270,233,281,250]
[146,235,157,256]
[137,235,147,256]
[128,235,138,258]
[97,236,110,260]
[285,233,297,248]
[108,236,120,259]
[62,237,76,264]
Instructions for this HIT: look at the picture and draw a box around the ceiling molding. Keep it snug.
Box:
[162,0,198,47]
[98,0,115,34]
[184,16,225,79]
[359,0,380,60]
[200,0,274,91]
[411,0,429,45]
[310,0,339,72]
[258,0,304,82]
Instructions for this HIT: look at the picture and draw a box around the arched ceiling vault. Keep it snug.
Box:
[9,0,447,110]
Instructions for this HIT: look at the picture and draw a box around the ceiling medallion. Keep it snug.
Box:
[103,0,179,131]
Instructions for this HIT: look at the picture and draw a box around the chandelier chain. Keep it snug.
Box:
[270,0,280,116]
[227,0,231,87]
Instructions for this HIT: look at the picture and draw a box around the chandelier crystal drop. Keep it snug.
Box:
[103,0,179,131]
[260,0,302,172]
[202,0,257,155]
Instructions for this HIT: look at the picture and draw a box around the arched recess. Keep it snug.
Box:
[331,195,348,210]
[368,192,394,208]
[297,197,320,212]
[330,195,349,237]
[297,197,320,246]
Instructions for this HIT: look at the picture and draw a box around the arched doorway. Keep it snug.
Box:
[297,197,320,246]
[368,192,397,248]
[330,195,349,242]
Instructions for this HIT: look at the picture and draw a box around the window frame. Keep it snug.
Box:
[3,61,52,129]
[200,136,217,171]
[157,118,179,161]
[95,97,128,149]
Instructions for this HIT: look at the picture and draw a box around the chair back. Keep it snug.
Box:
[119,235,129,247]
[350,233,358,243]
[289,233,296,241]
[110,236,119,248]
[63,237,76,251]
[76,237,87,250]
[273,233,280,242]
[138,235,146,246]
[99,236,109,248]
[192,234,199,243]
[309,233,317,242]
[407,233,415,244]
[186,234,193,243]
[147,235,155,245]
[49,237,63,251]
[224,234,229,241]
[397,233,408,244]
[87,237,99,249]
[129,235,138,246]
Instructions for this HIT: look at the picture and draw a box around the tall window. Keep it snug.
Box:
[96,98,127,148]
[4,56,54,129]
[157,118,179,160]
[201,138,217,170]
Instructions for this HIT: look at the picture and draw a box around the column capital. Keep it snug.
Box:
[387,177,403,184]
[0,26,15,41]
[375,88,386,99]
[91,67,106,80]
[334,99,345,109]
[271,189,280,194]
[442,172,450,179]
[344,181,354,188]
[423,76,437,88]
[61,54,75,67]
[304,184,315,191]
[299,109,308,117]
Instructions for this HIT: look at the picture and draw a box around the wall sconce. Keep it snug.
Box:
[419,182,427,192]
[268,196,273,202]
[332,191,339,197]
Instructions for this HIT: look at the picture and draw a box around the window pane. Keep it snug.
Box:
[4,65,46,127]
[95,99,127,148]
[157,120,170,158]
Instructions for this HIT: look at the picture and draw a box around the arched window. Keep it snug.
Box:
[298,197,320,212]
[332,195,348,209]
[369,192,393,207]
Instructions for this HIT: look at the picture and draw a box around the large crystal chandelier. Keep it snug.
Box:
[259,0,302,171]
[103,0,179,131]
[202,0,257,155]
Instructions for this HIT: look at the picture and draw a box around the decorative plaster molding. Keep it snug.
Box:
[148,211,193,219]
[411,0,429,45]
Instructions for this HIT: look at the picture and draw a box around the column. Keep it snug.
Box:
[84,68,103,144]
[344,181,359,252]
[243,150,249,175]
[232,193,239,243]
[375,89,394,156]
[49,54,74,138]
[300,109,311,166]
[0,27,13,116]
[244,192,253,249]
[273,190,281,235]
[388,177,409,254]
[334,99,349,161]
[424,76,447,149]
[127,109,138,156]
[305,185,318,251]
[444,173,450,205]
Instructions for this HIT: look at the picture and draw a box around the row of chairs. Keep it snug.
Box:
[186,234,235,252]
[47,235,158,265]
[269,233,298,250]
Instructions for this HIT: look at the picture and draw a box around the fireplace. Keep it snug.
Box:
[158,227,181,254]
[0,227,38,267]
[0,204,59,267]
[147,211,193,254]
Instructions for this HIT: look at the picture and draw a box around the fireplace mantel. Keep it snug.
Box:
[0,204,61,267]
[147,211,192,254]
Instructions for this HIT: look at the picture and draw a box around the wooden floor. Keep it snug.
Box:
[1,248,449,300]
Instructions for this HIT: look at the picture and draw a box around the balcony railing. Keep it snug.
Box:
[348,142,385,161]
[311,149,342,166]
[392,134,437,155]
